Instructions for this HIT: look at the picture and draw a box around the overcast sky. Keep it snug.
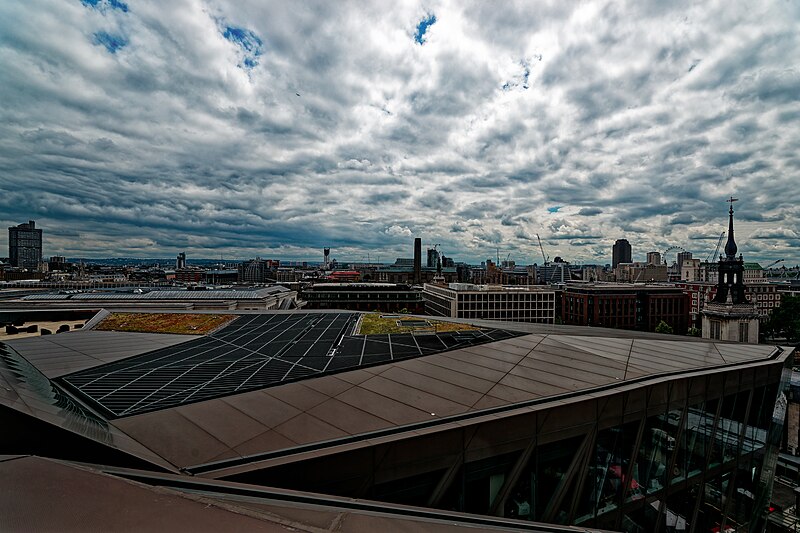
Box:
[1,0,799,265]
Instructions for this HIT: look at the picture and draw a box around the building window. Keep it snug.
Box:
[739,322,749,343]
[710,320,721,340]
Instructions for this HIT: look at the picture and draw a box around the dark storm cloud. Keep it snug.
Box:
[0,0,797,264]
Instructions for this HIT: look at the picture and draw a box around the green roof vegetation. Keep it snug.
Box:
[97,313,236,335]
[356,313,479,335]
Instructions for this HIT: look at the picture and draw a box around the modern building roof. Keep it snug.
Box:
[3,330,189,378]
[0,455,610,533]
[0,309,791,476]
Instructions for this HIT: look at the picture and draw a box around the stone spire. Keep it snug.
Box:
[724,197,738,259]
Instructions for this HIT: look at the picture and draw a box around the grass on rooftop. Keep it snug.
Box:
[356,313,480,335]
[96,313,236,335]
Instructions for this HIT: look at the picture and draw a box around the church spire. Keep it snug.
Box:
[724,197,738,259]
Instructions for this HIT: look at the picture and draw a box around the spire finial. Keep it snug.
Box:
[724,197,738,259]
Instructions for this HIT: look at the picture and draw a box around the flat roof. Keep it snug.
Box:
[21,287,290,301]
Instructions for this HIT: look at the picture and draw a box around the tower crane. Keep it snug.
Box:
[706,232,725,262]
[536,234,549,265]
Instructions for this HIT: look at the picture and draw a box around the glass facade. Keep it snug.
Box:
[232,359,791,533]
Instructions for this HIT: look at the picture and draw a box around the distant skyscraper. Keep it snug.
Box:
[677,251,692,272]
[612,239,631,268]
[8,220,42,270]
[176,252,186,269]
[426,247,440,268]
[323,248,330,269]
[646,251,661,266]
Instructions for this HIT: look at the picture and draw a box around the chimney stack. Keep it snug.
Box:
[413,238,422,284]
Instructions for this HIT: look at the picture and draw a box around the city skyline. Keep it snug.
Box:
[1,1,799,264]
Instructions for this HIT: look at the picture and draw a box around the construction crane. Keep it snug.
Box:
[706,232,725,262]
[536,234,549,265]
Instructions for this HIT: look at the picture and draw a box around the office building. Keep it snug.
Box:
[677,251,692,273]
[0,309,792,532]
[646,251,661,265]
[302,282,424,313]
[8,220,42,270]
[562,283,689,333]
[424,283,555,323]
[615,262,669,282]
[175,252,186,270]
[612,239,631,268]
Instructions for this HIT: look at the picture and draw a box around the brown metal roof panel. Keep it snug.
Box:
[263,382,330,412]
[234,429,299,457]
[441,348,518,373]
[222,390,302,429]
[377,366,485,407]
[112,409,236,468]
[393,357,497,394]
[357,375,471,416]
[271,412,349,445]
[308,398,394,434]
[334,386,433,426]
[423,354,507,382]
[176,400,268,449]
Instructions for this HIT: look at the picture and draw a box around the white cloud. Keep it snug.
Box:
[0,0,798,265]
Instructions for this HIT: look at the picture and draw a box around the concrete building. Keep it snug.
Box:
[702,201,760,344]
[8,220,42,270]
[646,251,661,265]
[423,283,556,323]
[612,239,631,268]
[614,262,669,282]
[238,258,278,283]
[562,283,689,333]
[175,252,186,270]
[677,251,692,273]
[680,258,701,281]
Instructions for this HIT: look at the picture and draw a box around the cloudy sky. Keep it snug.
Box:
[1,0,799,265]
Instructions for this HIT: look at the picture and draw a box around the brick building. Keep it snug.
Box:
[562,283,689,334]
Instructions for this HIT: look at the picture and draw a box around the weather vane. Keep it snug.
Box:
[726,196,738,213]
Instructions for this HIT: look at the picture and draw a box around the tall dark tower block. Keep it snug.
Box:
[8,220,42,270]
[323,248,330,268]
[413,238,422,284]
[612,239,632,268]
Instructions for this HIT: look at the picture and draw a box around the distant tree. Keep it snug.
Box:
[687,327,701,337]
[767,296,800,343]
[655,320,674,334]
